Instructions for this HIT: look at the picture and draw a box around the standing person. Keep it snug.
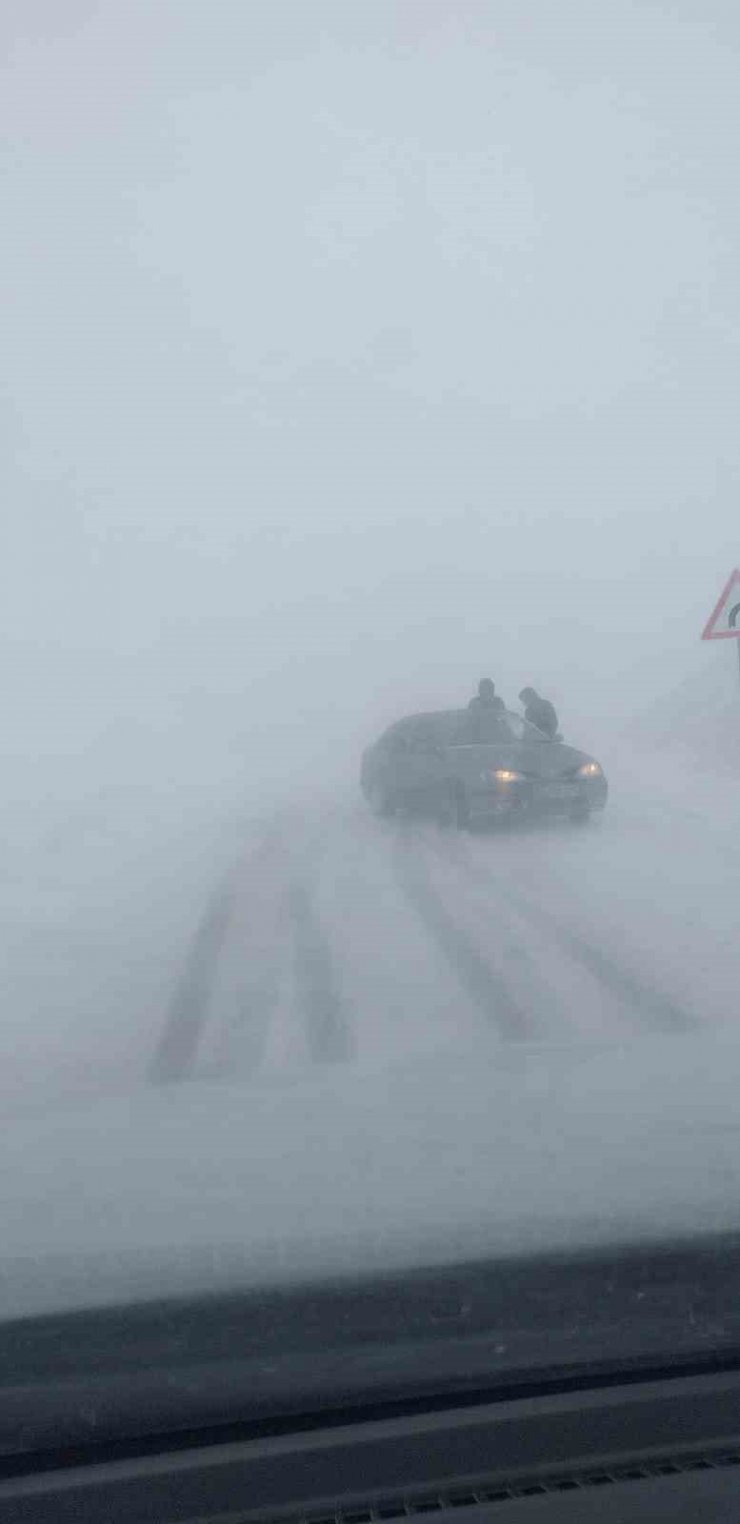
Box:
[519,687,558,738]
[468,678,505,714]
[466,678,507,743]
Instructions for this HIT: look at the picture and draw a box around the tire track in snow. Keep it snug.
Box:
[150,814,298,1084]
[437,835,693,1036]
[392,830,532,1041]
[201,930,283,1080]
[149,869,241,1083]
[205,815,335,1078]
[507,887,692,1034]
[287,882,354,1063]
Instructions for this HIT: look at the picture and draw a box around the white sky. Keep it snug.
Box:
[3,0,740,792]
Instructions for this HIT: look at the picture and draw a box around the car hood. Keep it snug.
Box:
[448,740,596,778]
[1,1030,740,1323]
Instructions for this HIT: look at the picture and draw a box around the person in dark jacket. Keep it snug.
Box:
[468,677,505,714]
[464,678,507,743]
[519,687,558,739]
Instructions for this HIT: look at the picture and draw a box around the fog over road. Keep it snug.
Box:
[151,749,738,1092]
[1,739,736,1128]
[3,0,740,1141]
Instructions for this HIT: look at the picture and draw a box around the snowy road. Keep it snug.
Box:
[151,753,738,1090]
[1,748,736,1119]
[2,748,740,1320]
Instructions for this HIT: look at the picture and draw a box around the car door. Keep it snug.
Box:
[393,720,447,813]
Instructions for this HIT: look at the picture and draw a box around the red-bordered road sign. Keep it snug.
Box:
[701,568,740,641]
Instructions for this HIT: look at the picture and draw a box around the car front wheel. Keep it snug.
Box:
[455,787,471,830]
[439,783,470,830]
[570,802,591,824]
[368,782,397,818]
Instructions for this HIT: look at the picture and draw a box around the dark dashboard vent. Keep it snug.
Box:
[269,1447,740,1524]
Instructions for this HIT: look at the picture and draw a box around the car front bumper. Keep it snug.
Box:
[470,776,608,821]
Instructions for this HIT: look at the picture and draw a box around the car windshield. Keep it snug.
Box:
[446,710,547,745]
[3,0,740,1447]
[502,714,549,743]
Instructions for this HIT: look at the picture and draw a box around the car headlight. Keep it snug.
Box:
[485,768,526,784]
[577,762,602,778]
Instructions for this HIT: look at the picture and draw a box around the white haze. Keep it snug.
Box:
[4,0,740,788]
[2,0,740,1281]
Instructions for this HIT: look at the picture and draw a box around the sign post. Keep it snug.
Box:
[701,568,740,687]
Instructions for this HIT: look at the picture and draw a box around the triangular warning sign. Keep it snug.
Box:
[702,568,740,640]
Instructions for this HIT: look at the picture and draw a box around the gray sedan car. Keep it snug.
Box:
[360,708,608,829]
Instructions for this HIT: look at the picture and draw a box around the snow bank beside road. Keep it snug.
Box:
[626,648,740,774]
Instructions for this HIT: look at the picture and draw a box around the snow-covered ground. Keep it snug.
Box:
[2,731,736,1118]
[181,741,740,1087]
[0,770,253,1115]
[0,731,738,1314]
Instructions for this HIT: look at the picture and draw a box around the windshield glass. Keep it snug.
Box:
[501,714,548,743]
[3,0,740,1436]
